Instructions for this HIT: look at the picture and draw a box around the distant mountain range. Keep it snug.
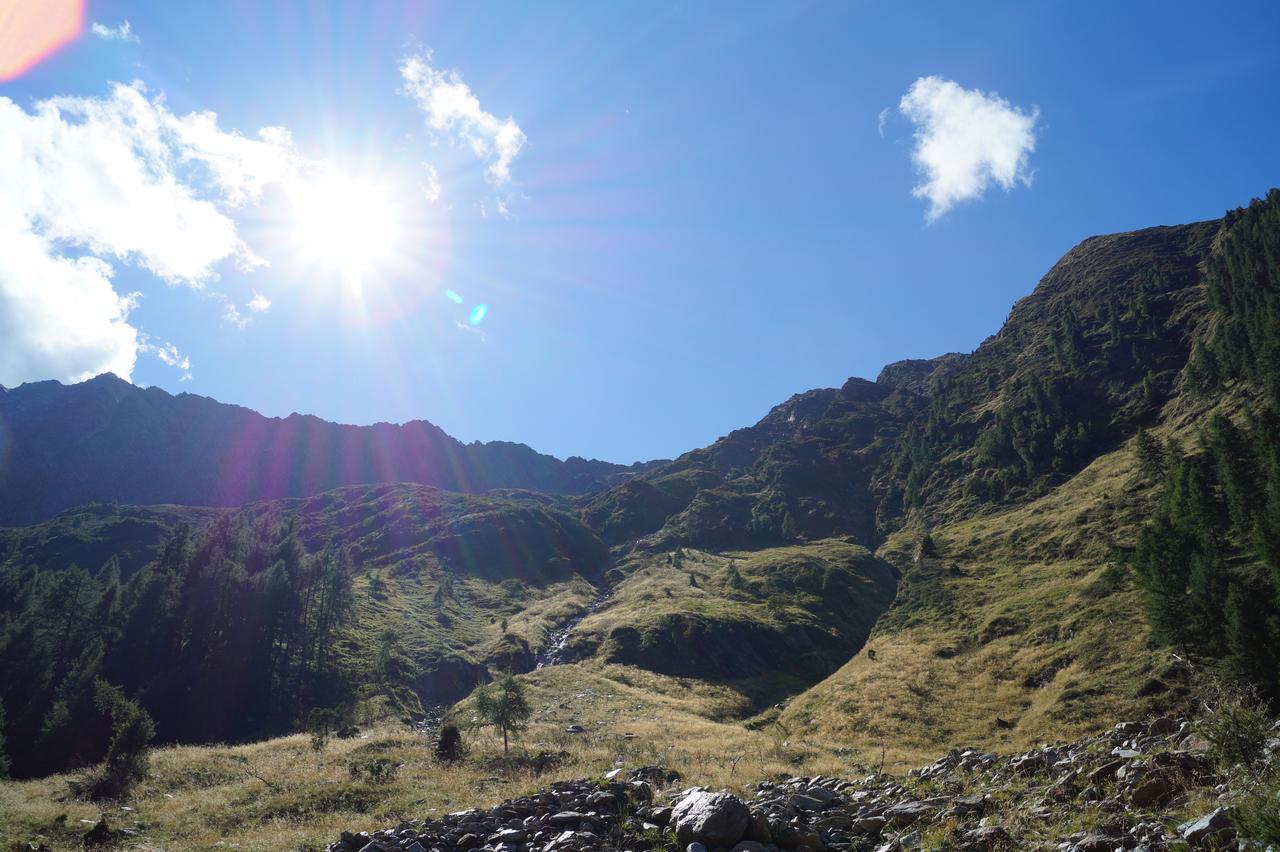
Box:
[0,374,661,525]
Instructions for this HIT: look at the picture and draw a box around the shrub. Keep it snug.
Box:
[1236,775,1280,846]
[1195,680,1273,775]
[78,680,156,799]
[308,707,340,752]
[435,723,465,763]
[348,756,399,784]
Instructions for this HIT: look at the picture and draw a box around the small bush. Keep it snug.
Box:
[308,708,339,752]
[1195,680,1273,774]
[435,723,465,763]
[348,756,399,784]
[1236,775,1280,845]
[74,680,156,799]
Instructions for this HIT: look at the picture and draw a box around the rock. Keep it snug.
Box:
[884,800,939,828]
[488,829,528,844]
[1178,807,1234,847]
[564,725,586,734]
[744,809,773,843]
[547,812,588,826]
[686,844,708,852]
[1011,754,1046,775]
[1147,716,1177,736]
[1087,759,1125,783]
[1129,775,1176,807]
[772,823,823,850]
[1179,733,1211,753]
[962,825,1009,850]
[730,843,769,852]
[671,790,751,848]
[854,815,886,834]
[805,786,836,805]
[789,793,825,812]
[1070,832,1119,852]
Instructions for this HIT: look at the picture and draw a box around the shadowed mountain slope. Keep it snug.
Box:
[0,375,659,525]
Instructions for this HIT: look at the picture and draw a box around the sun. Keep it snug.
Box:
[289,171,401,282]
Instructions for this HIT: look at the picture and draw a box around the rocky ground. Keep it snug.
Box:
[326,717,1280,852]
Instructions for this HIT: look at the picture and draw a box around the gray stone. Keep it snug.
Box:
[730,843,769,852]
[1178,807,1234,847]
[672,791,751,849]
[788,793,825,812]
[884,800,938,828]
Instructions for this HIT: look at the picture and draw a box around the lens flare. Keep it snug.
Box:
[0,0,83,82]
[468,304,488,325]
[445,289,463,304]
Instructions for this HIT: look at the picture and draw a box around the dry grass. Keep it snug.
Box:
[778,437,1191,767]
[0,663,850,851]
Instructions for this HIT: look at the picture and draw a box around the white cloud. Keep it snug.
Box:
[91,21,139,43]
[897,76,1038,221]
[138,336,192,381]
[248,292,271,313]
[0,83,300,386]
[422,162,442,203]
[400,54,525,186]
[0,222,138,386]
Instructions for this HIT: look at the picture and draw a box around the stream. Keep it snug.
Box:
[535,590,609,668]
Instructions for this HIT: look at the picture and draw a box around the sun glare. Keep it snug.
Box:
[289,172,401,283]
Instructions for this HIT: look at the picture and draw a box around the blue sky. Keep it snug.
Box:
[1,2,1278,463]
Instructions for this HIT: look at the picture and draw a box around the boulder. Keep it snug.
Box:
[1178,808,1235,847]
[884,800,939,828]
[672,790,751,848]
[1129,775,1176,807]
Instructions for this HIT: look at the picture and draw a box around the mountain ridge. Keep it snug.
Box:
[0,373,663,526]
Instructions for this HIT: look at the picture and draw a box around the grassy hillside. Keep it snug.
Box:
[776,438,1168,764]
[0,664,850,851]
[564,540,897,708]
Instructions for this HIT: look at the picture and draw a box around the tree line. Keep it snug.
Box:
[1131,190,1280,705]
[0,514,353,778]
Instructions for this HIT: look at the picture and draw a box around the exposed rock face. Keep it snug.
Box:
[670,790,750,848]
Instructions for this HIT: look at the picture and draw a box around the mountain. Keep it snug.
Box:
[2,190,1278,794]
[578,214,1220,556]
[0,375,660,526]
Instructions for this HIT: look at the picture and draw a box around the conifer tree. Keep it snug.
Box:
[473,675,531,755]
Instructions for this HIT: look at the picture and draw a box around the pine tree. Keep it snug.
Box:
[90,680,156,798]
[473,675,531,755]
[1134,429,1167,482]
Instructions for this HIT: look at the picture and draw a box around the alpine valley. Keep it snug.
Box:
[2,191,1280,850]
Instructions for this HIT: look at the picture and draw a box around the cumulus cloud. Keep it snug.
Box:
[897,76,1038,221]
[91,21,139,43]
[400,54,525,186]
[0,83,299,386]
[248,292,271,313]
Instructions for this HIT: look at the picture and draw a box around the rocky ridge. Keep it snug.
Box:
[326,717,1280,852]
